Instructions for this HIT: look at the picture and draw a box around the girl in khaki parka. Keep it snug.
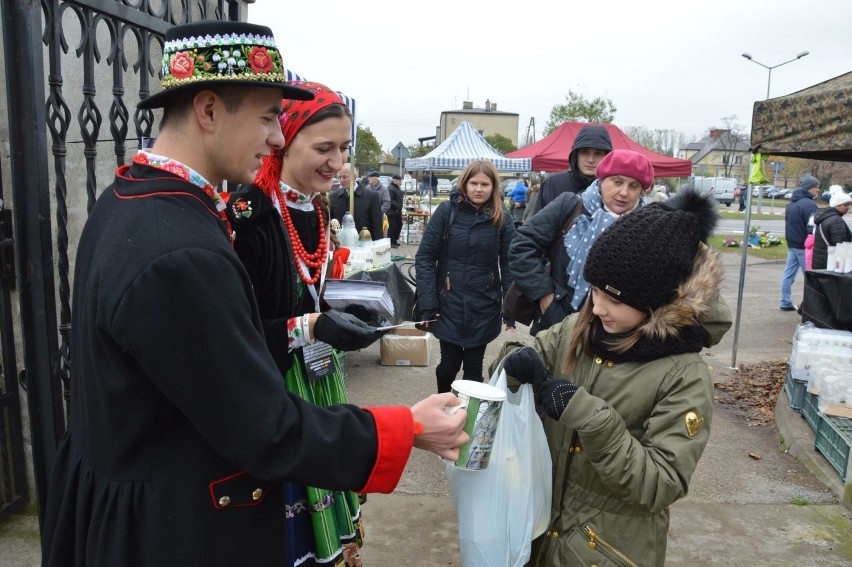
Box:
[505,188,727,566]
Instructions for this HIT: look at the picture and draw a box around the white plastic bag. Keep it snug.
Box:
[446,365,552,567]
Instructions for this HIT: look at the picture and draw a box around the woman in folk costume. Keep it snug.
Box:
[230,81,380,567]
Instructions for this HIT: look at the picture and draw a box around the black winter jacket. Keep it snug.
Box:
[415,193,515,347]
[785,188,818,249]
[509,191,586,335]
[329,183,384,240]
[531,124,612,214]
[387,181,403,217]
[812,206,852,269]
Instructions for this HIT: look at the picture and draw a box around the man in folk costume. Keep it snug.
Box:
[231,81,381,566]
[40,20,468,567]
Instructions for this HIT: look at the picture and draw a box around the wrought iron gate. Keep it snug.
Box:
[0,0,246,526]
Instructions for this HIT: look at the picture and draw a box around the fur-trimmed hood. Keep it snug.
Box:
[638,243,725,342]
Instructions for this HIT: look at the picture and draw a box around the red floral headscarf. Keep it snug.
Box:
[254,81,346,195]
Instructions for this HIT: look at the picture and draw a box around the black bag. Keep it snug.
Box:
[501,197,585,326]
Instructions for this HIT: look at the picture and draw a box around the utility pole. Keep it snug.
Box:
[525,117,536,147]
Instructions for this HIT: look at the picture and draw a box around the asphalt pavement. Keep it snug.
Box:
[2,241,851,566]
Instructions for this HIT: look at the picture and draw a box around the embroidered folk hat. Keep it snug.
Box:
[583,188,719,311]
[138,20,313,109]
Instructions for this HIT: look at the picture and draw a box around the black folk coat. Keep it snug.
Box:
[41,165,409,567]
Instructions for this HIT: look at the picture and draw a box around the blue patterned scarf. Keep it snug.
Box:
[564,181,643,310]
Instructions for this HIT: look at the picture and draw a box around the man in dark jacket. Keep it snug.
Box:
[40,20,467,567]
[387,174,404,247]
[812,191,852,269]
[331,163,384,240]
[530,124,612,214]
[780,175,821,311]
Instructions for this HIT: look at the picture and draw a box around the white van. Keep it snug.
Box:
[690,176,737,207]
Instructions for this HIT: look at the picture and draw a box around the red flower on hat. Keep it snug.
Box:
[169,51,195,79]
[247,46,274,74]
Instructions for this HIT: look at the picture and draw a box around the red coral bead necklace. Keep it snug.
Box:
[275,183,327,286]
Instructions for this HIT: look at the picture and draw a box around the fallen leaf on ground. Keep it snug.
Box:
[749,452,763,460]
[714,360,787,425]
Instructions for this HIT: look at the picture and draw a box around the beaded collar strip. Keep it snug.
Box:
[132,150,234,243]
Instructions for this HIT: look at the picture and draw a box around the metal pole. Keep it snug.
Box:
[730,182,756,369]
[766,67,772,100]
[732,51,808,369]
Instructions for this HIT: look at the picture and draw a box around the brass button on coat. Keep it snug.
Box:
[252,488,263,501]
[595,356,602,364]
[218,495,231,507]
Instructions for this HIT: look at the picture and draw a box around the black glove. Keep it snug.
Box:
[314,310,386,351]
[537,379,578,421]
[504,347,550,386]
[344,304,373,324]
[414,310,438,330]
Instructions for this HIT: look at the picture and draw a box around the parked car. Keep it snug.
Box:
[500,178,516,195]
[767,188,793,199]
[436,178,453,194]
[752,185,775,198]
[690,176,736,206]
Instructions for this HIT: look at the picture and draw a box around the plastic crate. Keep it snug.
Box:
[783,365,808,411]
[813,414,852,482]
[801,390,820,431]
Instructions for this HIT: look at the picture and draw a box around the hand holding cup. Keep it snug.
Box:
[411,393,468,461]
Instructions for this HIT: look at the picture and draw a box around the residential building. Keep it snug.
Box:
[438,100,520,147]
[678,129,751,183]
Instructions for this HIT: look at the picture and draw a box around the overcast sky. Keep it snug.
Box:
[248,0,851,152]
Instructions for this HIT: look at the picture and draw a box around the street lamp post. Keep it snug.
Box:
[731,50,808,369]
[741,51,809,100]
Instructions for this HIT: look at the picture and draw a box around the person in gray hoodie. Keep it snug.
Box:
[530,124,613,215]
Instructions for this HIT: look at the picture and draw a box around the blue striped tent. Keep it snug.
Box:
[285,70,357,149]
[404,120,531,172]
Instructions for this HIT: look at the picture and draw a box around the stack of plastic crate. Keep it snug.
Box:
[814,414,852,482]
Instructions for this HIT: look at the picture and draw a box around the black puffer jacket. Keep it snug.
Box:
[531,124,612,214]
[812,206,852,269]
[510,191,585,335]
[415,192,515,347]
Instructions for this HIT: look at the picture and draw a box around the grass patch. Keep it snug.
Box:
[719,210,786,221]
[708,235,788,261]
[789,497,810,506]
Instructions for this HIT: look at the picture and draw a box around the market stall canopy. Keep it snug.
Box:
[750,71,852,162]
[405,120,531,172]
[507,122,693,176]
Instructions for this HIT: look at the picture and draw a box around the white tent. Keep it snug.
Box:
[405,120,531,172]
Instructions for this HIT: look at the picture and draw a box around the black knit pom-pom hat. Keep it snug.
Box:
[139,20,314,109]
[583,188,719,312]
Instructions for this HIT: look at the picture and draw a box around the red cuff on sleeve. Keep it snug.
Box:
[358,406,414,493]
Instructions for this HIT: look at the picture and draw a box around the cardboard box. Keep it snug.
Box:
[380,327,431,366]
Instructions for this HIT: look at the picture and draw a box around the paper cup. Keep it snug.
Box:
[446,380,506,471]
